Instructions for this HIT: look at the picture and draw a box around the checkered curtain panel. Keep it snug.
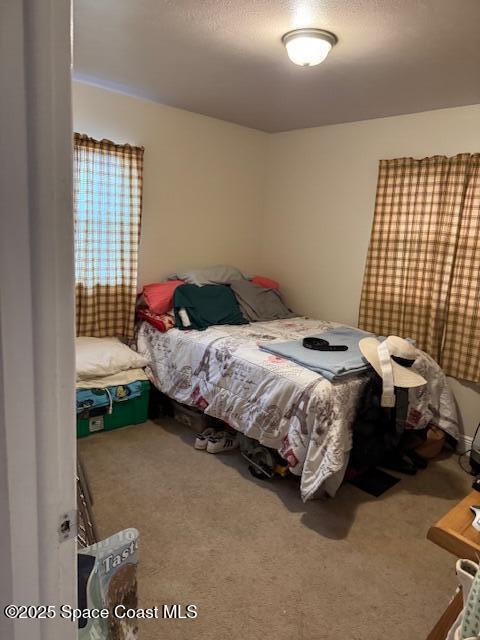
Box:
[74,134,144,338]
[359,154,480,383]
[442,155,480,381]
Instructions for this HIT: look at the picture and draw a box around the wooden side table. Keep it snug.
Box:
[427,490,480,561]
[426,489,480,640]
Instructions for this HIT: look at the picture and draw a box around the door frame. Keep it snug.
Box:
[0,2,77,638]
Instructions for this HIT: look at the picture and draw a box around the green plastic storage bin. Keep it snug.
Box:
[77,380,150,438]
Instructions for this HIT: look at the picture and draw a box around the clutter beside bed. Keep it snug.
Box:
[76,337,150,438]
[78,527,139,640]
[135,264,459,501]
[151,392,290,476]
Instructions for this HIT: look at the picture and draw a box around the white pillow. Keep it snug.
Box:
[76,337,148,381]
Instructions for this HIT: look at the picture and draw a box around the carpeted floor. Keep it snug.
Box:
[79,419,471,640]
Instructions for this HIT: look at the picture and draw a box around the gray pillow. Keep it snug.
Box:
[168,265,247,287]
[229,279,296,322]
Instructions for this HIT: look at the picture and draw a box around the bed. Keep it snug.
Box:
[136,316,458,501]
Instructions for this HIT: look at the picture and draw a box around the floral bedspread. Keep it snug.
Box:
[136,318,458,501]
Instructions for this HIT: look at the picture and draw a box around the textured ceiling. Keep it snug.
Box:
[73,0,480,132]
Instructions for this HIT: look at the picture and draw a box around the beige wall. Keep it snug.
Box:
[73,82,267,286]
[261,104,480,439]
[73,84,479,439]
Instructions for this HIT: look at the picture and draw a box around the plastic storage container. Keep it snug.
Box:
[172,400,211,432]
[77,380,150,438]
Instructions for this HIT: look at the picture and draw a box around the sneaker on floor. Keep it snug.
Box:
[194,427,217,450]
[206,431,238,454]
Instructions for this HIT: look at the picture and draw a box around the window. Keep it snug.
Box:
[73,134,144,338]
[359,153,480,382]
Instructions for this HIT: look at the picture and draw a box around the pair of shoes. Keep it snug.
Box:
[194,427,217,450]
[206,431,238,454]
[194,428,238,454]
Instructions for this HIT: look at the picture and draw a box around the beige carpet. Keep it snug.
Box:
[79,419,471,640]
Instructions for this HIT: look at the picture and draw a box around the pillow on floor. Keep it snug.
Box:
[76,337,148,381]
[229,279,296,322]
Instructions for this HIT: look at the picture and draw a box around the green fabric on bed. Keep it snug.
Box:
[173,284,248,331]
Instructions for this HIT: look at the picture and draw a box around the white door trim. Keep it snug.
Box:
[0,1,76,639]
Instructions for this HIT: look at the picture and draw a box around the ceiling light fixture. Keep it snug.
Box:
[282,28,337,67]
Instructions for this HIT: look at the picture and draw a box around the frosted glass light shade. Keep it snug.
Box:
[282,29,337,67]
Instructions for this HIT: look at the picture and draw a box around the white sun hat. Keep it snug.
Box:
[359,335,427,407]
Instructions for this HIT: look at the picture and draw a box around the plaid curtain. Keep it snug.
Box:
[442,155,480,381]
[359,154,480,383]
[74,134,144,338]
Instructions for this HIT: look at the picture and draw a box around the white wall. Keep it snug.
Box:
[73,82,267,287]
[261,104,480,439]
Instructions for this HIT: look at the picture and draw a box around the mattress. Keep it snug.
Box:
[136,317,458,501]
[76,367,148,389]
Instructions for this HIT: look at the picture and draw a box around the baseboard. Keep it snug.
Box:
[457,434,473,455]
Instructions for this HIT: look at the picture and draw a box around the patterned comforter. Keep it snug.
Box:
[136,318,458,501]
